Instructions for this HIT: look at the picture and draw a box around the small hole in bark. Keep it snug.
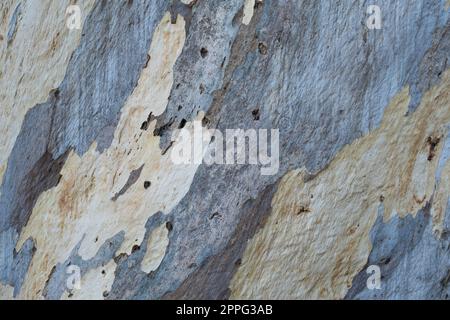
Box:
[166,221,173,232]
[103,291,109,298]
[200,47,208,58]
[199,83,205,94]
[210,212,221,220]
[202,116,210,127]
[144,181,151,189]
[102,270,106,275]
[427,136,441,161]
[144,54,150,68]
[258,42,268,55]
[252,108,260,121]
[178,105,183,111]
[179,119,187,129]
[132,245,140,253]
[141,112,155,131]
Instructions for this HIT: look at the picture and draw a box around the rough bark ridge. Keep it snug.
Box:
[0,0,449,300]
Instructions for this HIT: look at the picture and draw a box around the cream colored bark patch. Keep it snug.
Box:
[242,0,256,26]
[230,71,450,300]
[0,0,95,187]
[15,13,194,299]
[62,260,117,300]
[432,159,450,236]
[141,223,170,273]
[0,284,14,300]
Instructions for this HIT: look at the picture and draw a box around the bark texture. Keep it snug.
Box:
[0,0,449,300]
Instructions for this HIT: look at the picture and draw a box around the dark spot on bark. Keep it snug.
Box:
[179,119,187,129]
[200,47,208,58]
[220,57,226,68]
[166,221,173,232]
[144,54,151,68]
[132,245,140,253]
[297,206,311,215]
[210,212,222,220]
[254,0,263,9]
[141,112,155,131]
[427,136,441,161]
[258,42,268,55]
[52,88,60,99]
[252,108,260,121]
[144,181,151,189]
[202,116,210,127]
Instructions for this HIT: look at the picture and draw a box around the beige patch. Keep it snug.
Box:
[242,0,256,26]
[141,223,170,274]
[0,0,95,187]
[62,260,117,300]
[15,12,193,299]
[230,70,450,300]
[0,164,5,187]
[432,159,450,236]
[0,284,15,300]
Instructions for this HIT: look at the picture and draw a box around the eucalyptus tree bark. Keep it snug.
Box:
[0,0,449,300]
